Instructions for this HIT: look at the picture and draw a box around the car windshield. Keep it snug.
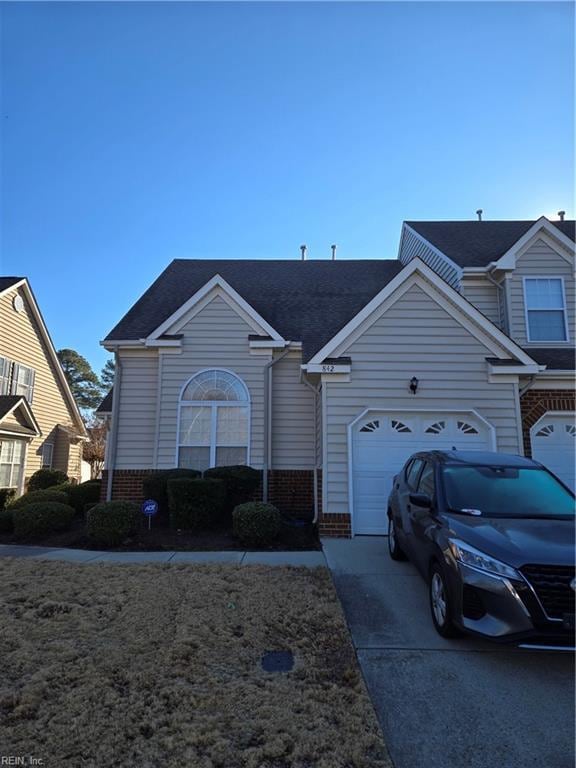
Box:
[441,465,575,518]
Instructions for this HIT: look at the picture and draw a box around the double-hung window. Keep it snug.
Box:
[12,363,35,402]
[524,278,569,342]
[42,443,54,469]
[178,369,250,473]
[0,440,25,489]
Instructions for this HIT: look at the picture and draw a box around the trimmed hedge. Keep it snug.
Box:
[12,502,75,538]
[0,510,13,533]
[203,465,261,521]
[168,478,225,530]
[232,502,282,546]
[27,468,69,492]
[66,481,102,514]
[10,489,70,510]
[0,488,15,511]
[142,469,202,521]
[87,501,140,547]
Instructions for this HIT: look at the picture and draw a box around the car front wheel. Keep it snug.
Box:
[429,563,459,638]
[388,515,407,561]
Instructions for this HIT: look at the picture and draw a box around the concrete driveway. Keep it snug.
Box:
[323,536,575,768]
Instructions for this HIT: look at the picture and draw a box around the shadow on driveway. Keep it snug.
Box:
[323,536,575,768]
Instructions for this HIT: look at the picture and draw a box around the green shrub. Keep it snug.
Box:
[27,468,69,492]
[10,489,70,510]
[203,465,261,521]
[0,488,15,511]
[142,469,202,521]
[167,478,225,530]
[86,501,140,547]
[12,502,75,538]
[232,502,282,546]
[0,509,13,533]
[66,481,102,514]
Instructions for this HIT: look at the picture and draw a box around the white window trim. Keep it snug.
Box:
[0,356,12,396]
[0,438,26,491]
[175,368,251,470]
[42,442,54,469]
[11,362,36,403]
[522,276,570,343]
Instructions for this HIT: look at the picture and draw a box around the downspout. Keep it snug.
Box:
[301,374,321,524]
[485,269,508,333]
[105,351,123,502]
[262,346,291,503]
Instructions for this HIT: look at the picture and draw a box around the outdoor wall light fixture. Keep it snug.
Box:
[409,376,419,395]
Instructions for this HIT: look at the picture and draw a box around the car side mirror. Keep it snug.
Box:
[409,492,432,509]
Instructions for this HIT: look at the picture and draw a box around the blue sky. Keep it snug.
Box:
[1,1,574,374]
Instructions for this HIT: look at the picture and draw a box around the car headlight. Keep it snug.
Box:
[448,539,519,580]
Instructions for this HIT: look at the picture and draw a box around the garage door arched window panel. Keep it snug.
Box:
[457,420,479,435]
[359,420,380,433]
[178,370,250,473]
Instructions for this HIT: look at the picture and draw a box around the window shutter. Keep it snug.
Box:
[11,364,20,396]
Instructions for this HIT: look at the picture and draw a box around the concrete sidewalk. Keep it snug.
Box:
[0,544,326,567]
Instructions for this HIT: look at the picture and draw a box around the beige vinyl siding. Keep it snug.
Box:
[316,384,323,467]
[508,238,575,346]
[0,285,83,484]
[156,295,268,469]
[324,283,521,515]
[115,350,158,469]
[271,351,315,469]
[460,276,501,327]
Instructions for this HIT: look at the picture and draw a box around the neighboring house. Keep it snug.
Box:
[99,215,575,536]
[0,278,87,495]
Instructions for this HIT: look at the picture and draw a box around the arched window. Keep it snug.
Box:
[178,369,250,472]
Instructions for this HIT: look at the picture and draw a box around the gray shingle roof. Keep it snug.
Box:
[0,395,25,420]
[523,348,576,371]
[104,259,404,362]
[406,220,575,268]
[96,388,114,414]
[0,277,24,292]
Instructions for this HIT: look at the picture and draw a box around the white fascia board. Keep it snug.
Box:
[16,281,86,436]
[249,340,289,349]
[487,363,542,376]
[0,278,26,297]
[142,338,181,348]
[495,217,575,270]
[401,223,464,280]
[146,274,284,342]
[100,339,145,350]
[306,257,537,367]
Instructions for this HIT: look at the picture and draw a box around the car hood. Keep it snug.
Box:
[445,515,575,568]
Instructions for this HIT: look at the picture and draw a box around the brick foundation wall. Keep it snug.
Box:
[520,389,576,456]
[100,470,156,503]
[101,468,319,519]
[318,513,351,537]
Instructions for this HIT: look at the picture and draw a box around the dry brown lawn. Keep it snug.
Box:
[0,560,391,768]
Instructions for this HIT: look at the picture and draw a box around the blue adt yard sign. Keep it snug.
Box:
[142,499,158,530]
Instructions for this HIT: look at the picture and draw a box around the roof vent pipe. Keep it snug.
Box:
[331,244,337,261]
[300,244,307,261]
[558,210,566,221]
[476,209,483,221]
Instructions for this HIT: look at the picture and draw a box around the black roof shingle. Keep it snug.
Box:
[406,220,575,268]
[96,389,114,414]
[524,348,576,371]
[0,277,24,292]
[104,259,404,361]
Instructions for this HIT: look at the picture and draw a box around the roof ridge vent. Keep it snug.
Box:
[476,209,483,221]
[300,244,307,261]
[558,210,566,221]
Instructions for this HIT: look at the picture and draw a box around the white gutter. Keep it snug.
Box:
[105,351,123,502]
[301,373,321,524]
[262,346,292,503]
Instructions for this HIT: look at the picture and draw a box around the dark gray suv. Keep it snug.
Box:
[387,450,575,649]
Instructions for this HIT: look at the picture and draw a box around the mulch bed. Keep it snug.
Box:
[0,515,321,551]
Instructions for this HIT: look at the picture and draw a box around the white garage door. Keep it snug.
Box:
[531,413,576,492]
[352,411,493,535]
